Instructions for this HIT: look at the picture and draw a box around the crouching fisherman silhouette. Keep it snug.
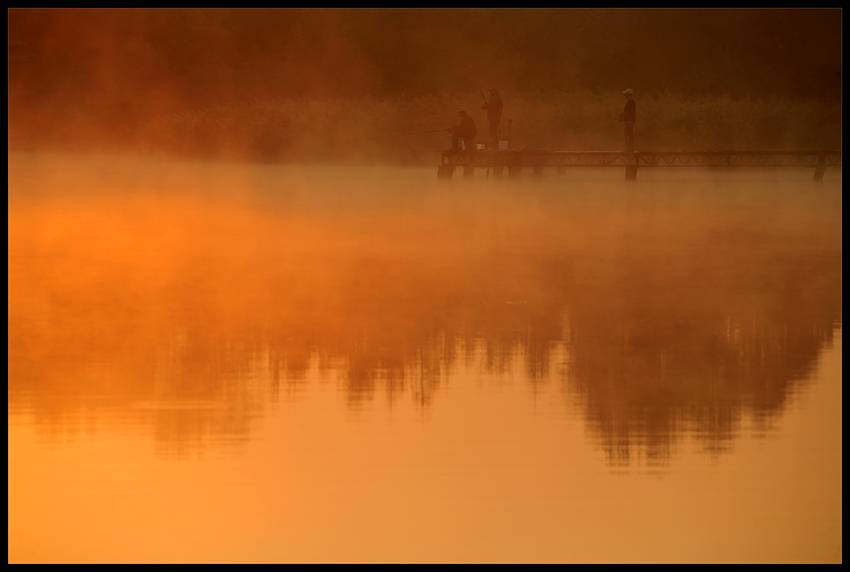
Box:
[448,108,477,156]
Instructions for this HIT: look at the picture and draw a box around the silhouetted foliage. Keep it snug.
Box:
[9,9,841,153]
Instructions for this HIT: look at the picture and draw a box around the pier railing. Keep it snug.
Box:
[438,150,841,180]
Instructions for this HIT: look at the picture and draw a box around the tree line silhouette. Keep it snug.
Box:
[9,9,841,153]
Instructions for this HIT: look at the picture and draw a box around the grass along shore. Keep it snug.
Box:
[135,90,841,165]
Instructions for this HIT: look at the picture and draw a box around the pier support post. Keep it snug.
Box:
[463,164,475,178]
[625,152,638,180]
[813,152,826,181]
[533,165,544,178]
[508,165,522,178]
[437,165,454,179]
[493,164,504,178]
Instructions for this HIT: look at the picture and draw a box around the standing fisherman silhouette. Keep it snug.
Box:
[619,88,636,153]
[449,108,477,156]
[481,87,503,148]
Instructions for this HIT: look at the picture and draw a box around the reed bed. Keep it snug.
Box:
[138,90,841,165]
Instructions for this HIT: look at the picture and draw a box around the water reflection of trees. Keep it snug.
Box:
[8,181,842,463]
[563,274,840,466]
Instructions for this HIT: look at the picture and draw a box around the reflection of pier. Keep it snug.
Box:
[438,150,842,181]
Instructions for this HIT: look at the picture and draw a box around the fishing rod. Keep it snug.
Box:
[592,116,621,131]
[578,116,621,139]
[468,63,488,103]
[570,117,621,150]
[356,129,450,142]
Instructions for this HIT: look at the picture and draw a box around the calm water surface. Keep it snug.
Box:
[8,154,842,563]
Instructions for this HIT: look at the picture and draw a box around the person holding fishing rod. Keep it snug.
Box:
[480,87,503,149]
[619,88,636,153]
[448,108,477,156]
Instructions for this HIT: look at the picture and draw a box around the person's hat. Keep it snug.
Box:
[457,107,467,113]
[622,88,634,94]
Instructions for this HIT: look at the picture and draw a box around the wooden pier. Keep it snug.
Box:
[438,150,842,181]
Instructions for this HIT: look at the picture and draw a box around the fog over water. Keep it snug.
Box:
[9,9,841,162]
[8,153,842,562]
[8,8,842,565]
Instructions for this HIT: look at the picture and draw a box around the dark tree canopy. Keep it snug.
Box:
[9,9,841,148]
